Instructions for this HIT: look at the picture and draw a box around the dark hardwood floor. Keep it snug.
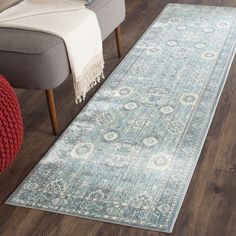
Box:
[1,0,236,235]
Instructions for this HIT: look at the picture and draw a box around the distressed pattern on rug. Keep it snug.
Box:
[6,4,236,233]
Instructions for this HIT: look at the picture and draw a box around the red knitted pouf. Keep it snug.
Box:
[0,75,23,173]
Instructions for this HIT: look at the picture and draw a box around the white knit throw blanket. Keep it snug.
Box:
[0,0,104,103]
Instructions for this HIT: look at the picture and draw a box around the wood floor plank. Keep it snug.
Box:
[213,91,236,172]
[41,215,103,236]
[0,0,236,235]
[0,226,30,236]
[193,170,236,236]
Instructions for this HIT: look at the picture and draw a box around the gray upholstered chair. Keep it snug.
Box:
[0,0,126,135]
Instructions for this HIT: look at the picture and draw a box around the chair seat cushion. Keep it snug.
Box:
[88,0,125,40]
[0,28,64,54]
[0,0,23,13]
[0,0,125,90]
[87,0,116,10]
[0,28,70,89]
[84,0,96,6]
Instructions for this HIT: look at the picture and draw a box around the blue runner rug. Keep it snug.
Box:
[6,4,236,233]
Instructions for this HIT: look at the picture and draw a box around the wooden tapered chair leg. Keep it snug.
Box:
[45,89,59,136]
[115,25,122,58]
